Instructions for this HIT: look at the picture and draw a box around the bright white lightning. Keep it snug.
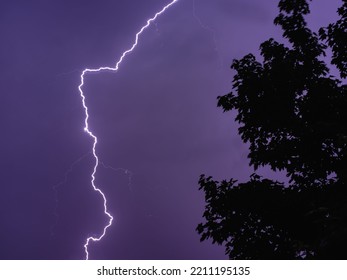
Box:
[78,0,179,260]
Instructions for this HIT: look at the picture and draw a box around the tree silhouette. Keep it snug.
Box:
[197,0,347,259]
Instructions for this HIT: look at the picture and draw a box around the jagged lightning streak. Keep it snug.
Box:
[78,0,179,260]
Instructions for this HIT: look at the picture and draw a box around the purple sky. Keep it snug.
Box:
[0,0,341,260]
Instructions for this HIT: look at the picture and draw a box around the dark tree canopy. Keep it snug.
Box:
[198,0,347,259]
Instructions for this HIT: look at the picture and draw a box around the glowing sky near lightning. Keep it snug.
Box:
[0,0,341,259]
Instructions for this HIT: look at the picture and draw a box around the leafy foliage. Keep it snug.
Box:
[198,0,347,259]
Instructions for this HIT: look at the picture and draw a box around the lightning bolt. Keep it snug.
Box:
[78,0,179,260]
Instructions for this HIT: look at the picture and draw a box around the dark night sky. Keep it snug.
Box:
[0,0,341,259]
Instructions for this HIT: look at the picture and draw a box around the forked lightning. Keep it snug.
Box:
[77,0,179,260]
